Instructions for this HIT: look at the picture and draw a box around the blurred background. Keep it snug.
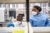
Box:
[0,0,50,33]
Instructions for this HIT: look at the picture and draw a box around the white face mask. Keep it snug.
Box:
[32,11,37,15]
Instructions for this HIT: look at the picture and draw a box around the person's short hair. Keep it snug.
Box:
[18,14,24,17]
[34,6,42,12]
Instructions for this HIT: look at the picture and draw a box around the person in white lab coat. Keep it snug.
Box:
[13,14,27,27]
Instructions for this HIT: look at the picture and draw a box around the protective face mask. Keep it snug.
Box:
[32,11,37,15]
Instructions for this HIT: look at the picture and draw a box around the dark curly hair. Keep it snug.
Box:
[34,6,42,12]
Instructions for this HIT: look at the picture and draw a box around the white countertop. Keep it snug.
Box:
[33,27,50,32]
[0,27,28,33]
[0,27,50,32]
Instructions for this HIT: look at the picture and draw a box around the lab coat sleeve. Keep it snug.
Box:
[45,18,48,26]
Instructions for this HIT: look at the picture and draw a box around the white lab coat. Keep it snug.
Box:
[13,21,27,27]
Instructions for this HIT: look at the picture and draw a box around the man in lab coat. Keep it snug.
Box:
[13,14,27,27]
[29,6,48,27]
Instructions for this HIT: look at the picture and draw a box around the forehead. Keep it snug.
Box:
[32,7,38,11]
[33,7,37,9]
[17,16,22,18]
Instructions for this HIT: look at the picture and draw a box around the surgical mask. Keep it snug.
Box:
[32,11,37,15]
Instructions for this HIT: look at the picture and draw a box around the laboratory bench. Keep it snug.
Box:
[0,27,50,33]
[0,27,28,33]
[29,27,50,33]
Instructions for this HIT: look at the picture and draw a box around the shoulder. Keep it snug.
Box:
[41,13,48,19]
[29,15,34,19]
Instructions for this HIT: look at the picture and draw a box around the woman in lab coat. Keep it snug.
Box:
[29,6,48,27]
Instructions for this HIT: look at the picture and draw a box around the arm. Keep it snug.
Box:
[45,18,48,26]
